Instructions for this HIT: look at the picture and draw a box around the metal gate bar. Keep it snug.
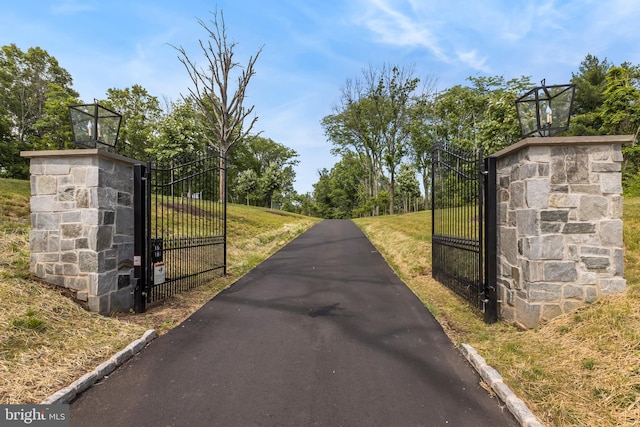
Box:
[483,156,497,323]
[134,154,226,312]
[431,141,497,323]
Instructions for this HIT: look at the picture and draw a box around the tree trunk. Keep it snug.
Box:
[421,166,430,210]
[389,171,395,215]
[219,153,225,203]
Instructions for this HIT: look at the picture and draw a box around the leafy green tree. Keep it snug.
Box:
[599,63,640,192]
[104,84,162,160]
[572,54,611,115]
[0,44,78,177]
[433,85,481,149]
[236,169,258,205]
[283,192,316,216]
[228,136,299,206]
[375,190,391,216]
[372,65,421,214]
[0,44,76,144]
[312,169,334,218]
[472,76,528,153]
[147,98,212,200]
[152,98,207,160]
[434,76,528,154]
[0,139,28,178]
[259,161,286,209]
[322,82,383,215]
[276,164,297,208]
[567,54,611,136]
[0,108,10,144]
[0,98,25,178]
[409,94,436,209]
[312,152,368,218]
[332,151,368,216]
[229,137,298,182]
[322,64,428,215]
[601,63,640,135]
[396,163,421,213]
[33,83,79,150]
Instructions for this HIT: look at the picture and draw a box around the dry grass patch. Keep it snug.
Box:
[354,207,640,427]
[0,230,147,403]
[0,178,318,403]
[0,191,147,403]
[0,179,30,230]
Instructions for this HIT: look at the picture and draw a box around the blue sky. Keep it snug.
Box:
[3,0,640,194]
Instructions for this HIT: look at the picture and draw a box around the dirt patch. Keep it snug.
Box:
[265,210,291,217]
[161,201,218,218]
[32,278,90,312]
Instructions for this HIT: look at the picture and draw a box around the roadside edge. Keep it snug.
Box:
[40,329,158,405]
[460,343,545,427]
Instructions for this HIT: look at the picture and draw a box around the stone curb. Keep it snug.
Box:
[40,329,157,405]
[460,343,545,427]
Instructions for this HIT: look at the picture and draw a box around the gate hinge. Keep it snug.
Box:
[481,298,489,313]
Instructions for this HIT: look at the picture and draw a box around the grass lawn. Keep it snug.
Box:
[355,201,640,427]
[2,175,639,425]
[0,178,318,403]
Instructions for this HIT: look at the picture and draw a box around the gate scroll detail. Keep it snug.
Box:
[431,142,496,323]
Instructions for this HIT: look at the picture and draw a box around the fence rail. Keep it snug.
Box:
[431,142,496,322]
[134,154,227,312]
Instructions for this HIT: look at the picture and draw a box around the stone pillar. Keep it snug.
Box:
[491,135,632,328]
[21,149,138,314]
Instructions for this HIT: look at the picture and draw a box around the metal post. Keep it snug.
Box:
[93,103,99,143]
[133,163,147,313]
[222,152,228,276]
[431,145,436,251]
[478,148,484,312]
[145,158,153,303]
[484,156,498,323]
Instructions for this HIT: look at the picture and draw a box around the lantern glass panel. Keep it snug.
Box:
[515,83,575,138]
[68,103,121,150]
[69,106,93,144]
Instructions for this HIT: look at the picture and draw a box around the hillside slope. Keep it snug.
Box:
[355,204,640,427]
[0,178,318,403]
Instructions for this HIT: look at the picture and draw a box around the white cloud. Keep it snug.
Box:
[355,0,449,61]
[457,50,491,73]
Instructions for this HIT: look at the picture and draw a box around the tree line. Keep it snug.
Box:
[2,38,639,219]
[0,42,299,210]
[316,55,640,218]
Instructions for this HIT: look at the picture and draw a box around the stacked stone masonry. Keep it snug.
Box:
[22,149,137,314]
[492,136,631,328]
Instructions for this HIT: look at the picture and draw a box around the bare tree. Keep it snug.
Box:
[173,9,262,200]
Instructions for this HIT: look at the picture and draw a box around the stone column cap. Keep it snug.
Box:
[490,135,635,159]
[20,148,140,166]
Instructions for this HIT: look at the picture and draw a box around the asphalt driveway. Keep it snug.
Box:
[70,219,517,426]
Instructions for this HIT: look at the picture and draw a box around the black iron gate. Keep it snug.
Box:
[133,154,227,313]
[431,142,497,323]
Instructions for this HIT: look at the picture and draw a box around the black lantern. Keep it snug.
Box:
[68,103,122,150]
[515,80,576,138]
